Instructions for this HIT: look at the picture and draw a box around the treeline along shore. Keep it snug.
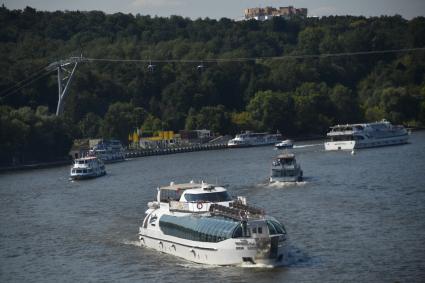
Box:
[1,6,424,166]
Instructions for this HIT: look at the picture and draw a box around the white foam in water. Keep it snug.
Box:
[177,263,220,269]
[240,262,283,268]
[293,143,322,149]
[121,239,142,247]
[267,181,308,188]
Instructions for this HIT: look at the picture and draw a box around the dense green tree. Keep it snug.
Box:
[247,90,296,135]
[0,105,74,165]
[101,102,146,143]
[1,6,425,165]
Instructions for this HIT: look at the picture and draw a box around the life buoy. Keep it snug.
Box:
[197,202,203,209]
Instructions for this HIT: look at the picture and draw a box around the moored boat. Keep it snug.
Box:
[89,139,125,163]
[138,181,288,266]
[324,119,409,151]
[70,156,106,180]
[228,132,282,148]
[270,153,303,183]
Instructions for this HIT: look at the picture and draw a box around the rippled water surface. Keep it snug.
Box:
[1,132,425,282]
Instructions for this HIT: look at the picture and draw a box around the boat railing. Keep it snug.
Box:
[327,130,354,136]
[168,201,210,213]
[169,201,192,212]
[230,200,265,216]
[209,202,265,221]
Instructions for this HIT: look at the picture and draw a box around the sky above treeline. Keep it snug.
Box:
[2,0,425,20]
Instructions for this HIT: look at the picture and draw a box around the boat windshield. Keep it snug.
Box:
[266,218,286,235]
[184,191,232,202]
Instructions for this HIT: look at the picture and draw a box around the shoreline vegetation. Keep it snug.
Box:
[1,6,424,167]
[2,128,424,173]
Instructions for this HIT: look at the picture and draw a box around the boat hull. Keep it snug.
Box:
[275,145,293,150]
[139,229,287,267]
[70,171,106,180]
[270,176,302,183]
[325,135,409,151]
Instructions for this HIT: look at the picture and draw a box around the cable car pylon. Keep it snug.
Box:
[46,55,85,115]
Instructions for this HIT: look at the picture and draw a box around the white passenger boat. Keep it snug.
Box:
[70,156,106,180]
[324,119,409,151]
[89,139,125,163]
[275,139,294,149]
[138,181,288,266]
[270,153,303,183]
[228,132,282,148]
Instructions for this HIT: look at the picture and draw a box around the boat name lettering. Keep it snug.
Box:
[235,240,255,246]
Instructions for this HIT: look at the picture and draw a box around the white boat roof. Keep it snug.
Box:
[329,119,392,129]
[160,182,217,191]
[182,186,227,194]
[277,153,295,159]
[75,156,98,161]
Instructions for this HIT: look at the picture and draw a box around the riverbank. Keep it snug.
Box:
[0,159,72,173]
[0,143,229,173]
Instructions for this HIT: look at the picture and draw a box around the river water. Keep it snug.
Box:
[1,132,425,282]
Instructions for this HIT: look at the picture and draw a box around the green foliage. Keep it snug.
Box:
[1,7,425,164]
[0,105,74,165]
[101,102,147,143]
[185,105,231,134]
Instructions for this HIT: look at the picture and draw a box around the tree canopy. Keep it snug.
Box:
[1,6,425,164]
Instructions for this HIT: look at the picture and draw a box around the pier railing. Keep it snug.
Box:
[125,143,227,159]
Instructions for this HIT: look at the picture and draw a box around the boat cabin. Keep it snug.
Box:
[157,182,233,212]
[273,153,296,166]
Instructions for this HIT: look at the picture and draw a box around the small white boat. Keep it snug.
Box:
[324,119,409,151]
[270,153,303,183]
[70,156,106,180]
[138,181,288,266]
[275,140,294,149]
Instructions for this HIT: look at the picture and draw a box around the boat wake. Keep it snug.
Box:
[267,181,308,188]
[120,239,142,247]
[240,262,282,268]
[293,143,322,149]
[177,263,220,269]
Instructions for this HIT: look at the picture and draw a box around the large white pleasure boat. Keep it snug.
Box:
[228,132,282,148]
[138,181,288,266]
[324,119,409,151]
[89,139,125,163]
[70,156,106,180]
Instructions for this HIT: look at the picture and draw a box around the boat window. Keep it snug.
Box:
[232,226,243,238]
[184,191,232,202]
[252,227,257,234]
[159,215,240,243]
[267,221,277,235]
[258,227,263,234]
[266,219,286,235]
[160,190,182,202]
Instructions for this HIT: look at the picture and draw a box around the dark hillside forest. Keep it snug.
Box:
[1,6,425,164]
